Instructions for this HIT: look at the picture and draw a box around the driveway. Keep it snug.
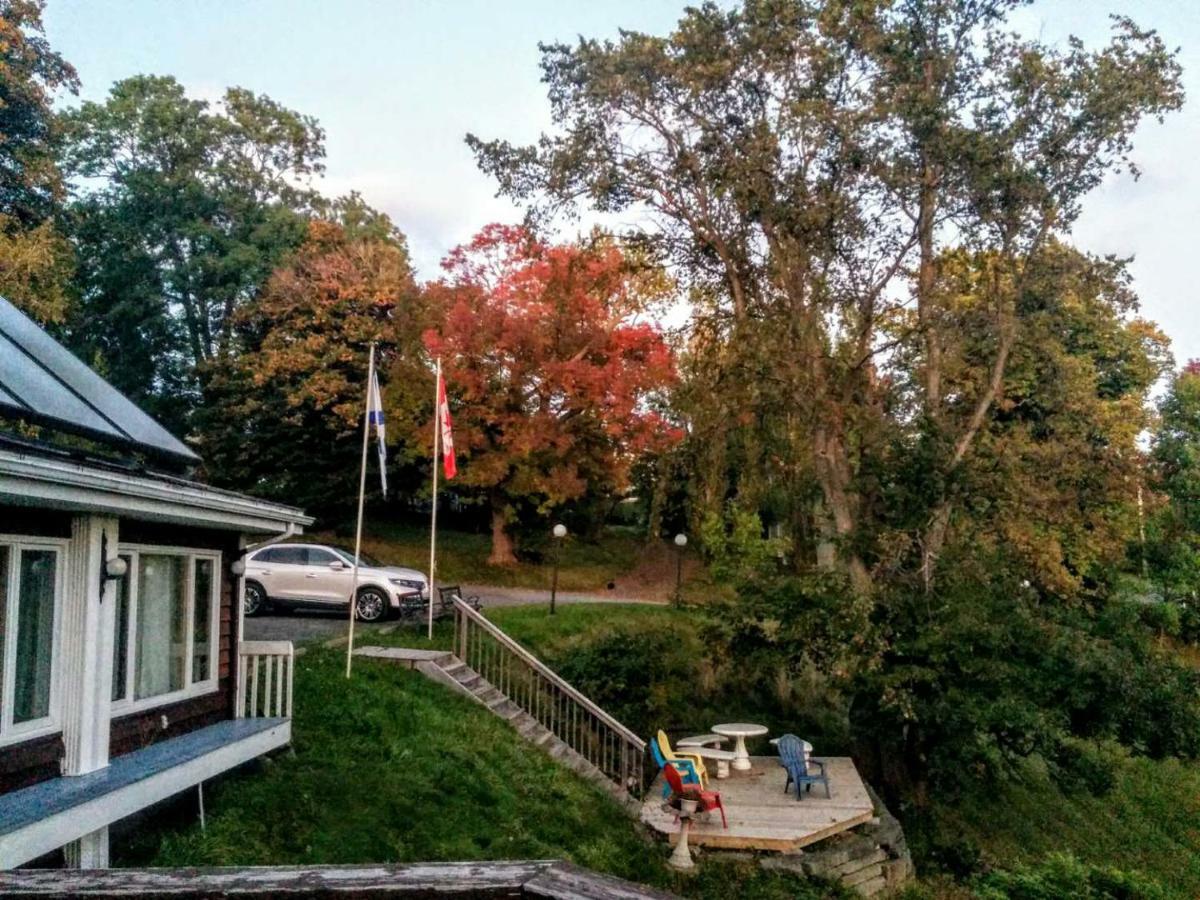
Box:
[243,583,665,644]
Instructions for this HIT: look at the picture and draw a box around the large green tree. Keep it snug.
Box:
[60,75,324,430]
[1146,362,1200,598]
[0,0,77,322]
[470,0,1183,595]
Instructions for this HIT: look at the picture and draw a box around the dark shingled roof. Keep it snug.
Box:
[0,294,200,468]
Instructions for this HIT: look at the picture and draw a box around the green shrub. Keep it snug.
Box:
[1136,602,1182,639]
[973,853,1168,899]
[1047,738,1127,796]
[851,582,1200,797]
[554,624,706,737]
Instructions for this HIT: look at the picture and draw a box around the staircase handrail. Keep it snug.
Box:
[453,598,645,749]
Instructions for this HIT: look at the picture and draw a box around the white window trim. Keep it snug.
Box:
[111,543,221,717]
[0,534,67,749]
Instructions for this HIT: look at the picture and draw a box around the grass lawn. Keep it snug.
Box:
[128,642,841,900]
[308,521,717,601]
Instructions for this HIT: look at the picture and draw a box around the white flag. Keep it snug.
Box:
[368,370,387,497]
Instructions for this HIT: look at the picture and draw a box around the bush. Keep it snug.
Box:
[973,853,1168,899]
[1136,601,1182,639]
[1047,738,1127,796]
[851,582,1200,798]
[554,624,706,737]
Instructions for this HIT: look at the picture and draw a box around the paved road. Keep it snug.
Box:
[243,583,665,644]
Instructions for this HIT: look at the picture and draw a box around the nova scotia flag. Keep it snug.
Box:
[368,370,387,497]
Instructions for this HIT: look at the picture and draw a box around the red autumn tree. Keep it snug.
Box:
[425,224,678,565]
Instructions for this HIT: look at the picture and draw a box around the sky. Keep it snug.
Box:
[43,0,1200,364]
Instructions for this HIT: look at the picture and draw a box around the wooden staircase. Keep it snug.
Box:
[442,652,641,811]
[356,600,647,813]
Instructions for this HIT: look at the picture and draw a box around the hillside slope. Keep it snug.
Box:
[128,645,839,900]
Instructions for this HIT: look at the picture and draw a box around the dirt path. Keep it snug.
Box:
[460,583,667,608]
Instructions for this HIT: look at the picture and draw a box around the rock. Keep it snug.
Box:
[832,848,888,879]
[761,779,914,895]
[853,874,888,897]
[843,862,886,888]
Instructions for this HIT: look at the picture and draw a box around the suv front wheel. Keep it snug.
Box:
[355,587,389,623]
[244,581,268,617]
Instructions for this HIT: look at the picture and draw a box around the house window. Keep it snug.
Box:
[113,546,221,713]
[0,538,64,745]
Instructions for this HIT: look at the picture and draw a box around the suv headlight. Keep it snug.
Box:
[389,578,425,591]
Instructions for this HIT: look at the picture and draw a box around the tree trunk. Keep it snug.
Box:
[920,501,952,594]
[813,497,837,571]
[813,423,872,596]
[488,501,518,566]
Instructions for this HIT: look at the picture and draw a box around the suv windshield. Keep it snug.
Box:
[332,547,383,567]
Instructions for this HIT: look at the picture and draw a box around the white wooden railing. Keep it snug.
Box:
[236,640,294,719]
[453,599,646,794]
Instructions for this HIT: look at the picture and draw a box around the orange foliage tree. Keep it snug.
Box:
[425,224,678,565]
[198,209,427,512]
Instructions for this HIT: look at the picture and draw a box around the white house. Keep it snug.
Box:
[0,294,312,868]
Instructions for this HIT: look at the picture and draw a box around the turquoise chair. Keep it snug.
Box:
[649,734,702,798]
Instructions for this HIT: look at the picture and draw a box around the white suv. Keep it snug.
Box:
[243,543,429,622]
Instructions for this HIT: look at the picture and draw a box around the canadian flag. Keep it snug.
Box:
[438,369,457,480]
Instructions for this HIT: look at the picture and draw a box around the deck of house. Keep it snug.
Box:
[640,756,874,852]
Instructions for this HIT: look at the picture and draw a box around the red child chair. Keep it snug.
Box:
[662,762,728,829]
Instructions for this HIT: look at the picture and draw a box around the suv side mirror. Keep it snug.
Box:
[329,560,347,571]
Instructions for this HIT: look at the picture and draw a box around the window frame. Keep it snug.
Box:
[112,543,222,716]
[0,534,67,748]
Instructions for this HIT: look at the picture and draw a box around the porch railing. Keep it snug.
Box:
[453,599,646,795]
[236,640,294,719]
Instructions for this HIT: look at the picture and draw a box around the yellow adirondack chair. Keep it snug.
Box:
[657,730,709,787]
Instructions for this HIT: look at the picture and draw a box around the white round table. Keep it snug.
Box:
[712,722,768,771]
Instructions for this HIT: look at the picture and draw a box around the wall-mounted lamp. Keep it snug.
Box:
[230,559,246,577]
[99,531,126,601]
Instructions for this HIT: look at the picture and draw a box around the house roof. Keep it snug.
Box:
[0,294,201,468]
[0,445,313,535]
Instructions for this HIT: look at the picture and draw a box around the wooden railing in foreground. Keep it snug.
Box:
[453,599,647,795]
[0,860,680,898]
[236,639,294,719]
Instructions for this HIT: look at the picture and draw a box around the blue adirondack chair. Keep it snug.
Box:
[650,734,703,798]
[777,733,830,800]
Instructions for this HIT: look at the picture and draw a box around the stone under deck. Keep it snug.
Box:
[640,756,874,852]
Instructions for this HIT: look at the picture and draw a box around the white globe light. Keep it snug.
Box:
[552,523,568,539]
[230,559,246,576]
[104,556,128,579]
[675,533,688,548]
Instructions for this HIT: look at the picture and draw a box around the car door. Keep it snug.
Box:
[304,547,355,606]
[251,545,311,603]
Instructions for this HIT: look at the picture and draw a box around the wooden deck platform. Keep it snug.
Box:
[640,757,874,852]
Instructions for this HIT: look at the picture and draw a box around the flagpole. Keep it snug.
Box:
[345,343,376,678]
[428,358,441,641]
